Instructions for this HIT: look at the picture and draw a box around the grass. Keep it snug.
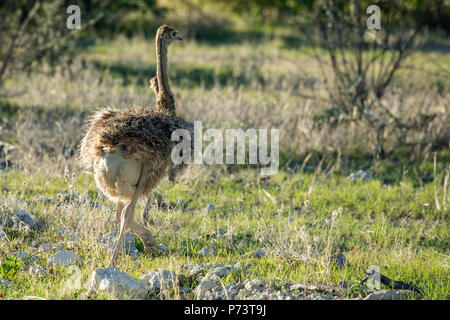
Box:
[0,163,448,299]
[0,34,449,300]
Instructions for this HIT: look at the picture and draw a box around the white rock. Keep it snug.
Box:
[66,241,77,249]
[205,267,232,280]
[194,279,221,299]
[244,279,263,291]
[87,267,146,299]
[205,204,215,213]
[348,170,371,181]
[53,242,67,251]
[365,290,409,300]
[233,262,244,270]
[139,269,179,293]
[248,249,266,258]
[29,266,49,277]
[48,250,78,267]
[39,243,53,253]
[36,196,49,202]
[32,237,48,247]
[316,295,335,300]
[58,227,79,241]
[189,264,206,277]
[13,210,37,229]
[28,256,40,265]
[197,247,215,257]
[12,251,29,260]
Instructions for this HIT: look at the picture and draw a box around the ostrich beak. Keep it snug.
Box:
[176,34,183,41]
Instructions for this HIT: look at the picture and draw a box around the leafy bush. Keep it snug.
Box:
[0,256,22,280]
[300,0,447,158]
[0,1,80,95]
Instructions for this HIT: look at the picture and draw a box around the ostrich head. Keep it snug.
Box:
[157,25,183,47]
[149,76,158,93]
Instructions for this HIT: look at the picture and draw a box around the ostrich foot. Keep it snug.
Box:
[143,242,170,255]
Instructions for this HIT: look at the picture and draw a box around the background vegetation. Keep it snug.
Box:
[0,0,448,300]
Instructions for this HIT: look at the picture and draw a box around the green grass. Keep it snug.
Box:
[0,162,448,299]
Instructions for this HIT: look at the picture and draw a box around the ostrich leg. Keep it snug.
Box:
[115,201,124,223]
[115,189,167,258]
[132,194,166,253]
[109,164,150,267]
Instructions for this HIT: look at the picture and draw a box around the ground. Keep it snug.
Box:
[0,35,448,300]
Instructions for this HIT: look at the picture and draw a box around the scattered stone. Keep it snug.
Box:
[48,250,78,267]
[244,279,263,291]
[27,256,40,265]
[205,204,215,213]
[12,251,29,261]
[32,237,49,247]
[139,269,180,294]
[348,170,371,181]
[189,264,206,277]
[364,265,382,290]
[233,262,244,271]
[194,279,222,299]
[35,196,49,203]
[87,267,146,299]
[35,196,55,203]
[11,197,26,204]
[29,266,49,277]
[58,227,79,241]
[38,243,54,253]
[290,283,309,291]
[365,290,409,300]
[22,296,47,300]
[197,247,215,257]
[65,241,77,249]
[13,210,37,229]
[53,242,67,251]
[12,220,31,232]
[316,295,335,300]
[204,266,233,280]
[247,249,266,258]
[214,230,225,239]
[98,231,140,257]
[57,192,76,202]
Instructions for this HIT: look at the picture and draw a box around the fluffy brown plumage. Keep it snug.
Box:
[79,25,191,266]
[80,106,192,199]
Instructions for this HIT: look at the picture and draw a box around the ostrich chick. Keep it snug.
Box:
[149,76,159,94]
[79,25,192,267]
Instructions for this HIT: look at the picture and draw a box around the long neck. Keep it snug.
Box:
[155,36,175,115]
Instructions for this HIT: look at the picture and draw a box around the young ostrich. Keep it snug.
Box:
[149,76,159,94]
[80,25,192,267]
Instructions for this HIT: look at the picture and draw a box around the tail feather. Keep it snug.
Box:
[79,108,117,168]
